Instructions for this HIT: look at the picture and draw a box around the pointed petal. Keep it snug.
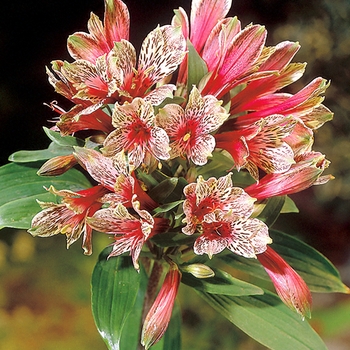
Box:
[190,0,232,53]
[73,147,118,190]
[202,17,241,72]
[148,127,170,160]
[194,232,228,257]
[227,218,271,258]
[189,134,215,165]
[144,84,176,106]
[104,0,130,45]
[138,25,186,87]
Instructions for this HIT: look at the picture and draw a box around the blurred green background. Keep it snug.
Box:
[0,0,349,349]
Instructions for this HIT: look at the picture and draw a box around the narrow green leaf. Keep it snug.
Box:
[120,265,149,350]
[43,126,84,147]
[187,40,208,92]
[197,151,234,179]
[0,162,91,229]
[218,230,350,294]
[8,142,73,163]
[181,268,263,296]
[198,289,327,350]
[91,249,141,350]
[153,200,183,214]
[258,196,285,226]
[269,230,350,294]
[281,196,299,213]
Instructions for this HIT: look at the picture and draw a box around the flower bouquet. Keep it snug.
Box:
[0,0,348,349]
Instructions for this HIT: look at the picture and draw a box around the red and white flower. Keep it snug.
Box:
[87,195,169,270]
[157,86,228,165]
[103,97,170,169]
[29,185,108,255]
[182,173,271,258]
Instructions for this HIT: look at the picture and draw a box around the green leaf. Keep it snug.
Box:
[281,196,299,213]
[91,249,141,350]
[218,230,350,294]
[8,142,73,163]
[43,126,84,147]
[198,289,327,350]
[0,162,91,230]
[187,40,208,92]
[119,263,149,350]
[197,151,234,179]
[181,268,263,296]
[269,230,350,294]
[257,196,285,226]
[148,178,179,203]
[153,200,183,214]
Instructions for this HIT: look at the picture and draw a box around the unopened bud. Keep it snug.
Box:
[182,263,215,279]
[37,154,76,176]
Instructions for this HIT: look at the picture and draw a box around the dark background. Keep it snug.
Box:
[0,0,349,348]
[0,0,342,164]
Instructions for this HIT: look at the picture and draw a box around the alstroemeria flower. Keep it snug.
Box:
[87,195,169,270]
[258,246,312,318]
[67,0,130,63]
[141,263,181,349]
[103,98,170,169]
[60,23,186,106]
[194,210,271,258]
[182,173,255,235]
[245,151,333,201]
[49,9,186,136]
[182,173,271,258]
[215,114,296,181]
[234,77,331,126]
[156,86,228,165]
[73,147,157,211]
[46,63,114,135]
[172,0,232,86]
[29,185,108,255]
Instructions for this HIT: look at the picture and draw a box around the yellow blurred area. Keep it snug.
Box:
[0,230,108,350]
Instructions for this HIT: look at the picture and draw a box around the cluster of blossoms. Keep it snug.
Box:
[28,0,333,347]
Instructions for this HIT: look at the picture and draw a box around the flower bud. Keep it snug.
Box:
[182,263,215,278]
[258,247,312,319]
[141,264,181,349]
[37,154,77,176]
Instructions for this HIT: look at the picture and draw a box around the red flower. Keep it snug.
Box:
[156,86,228,165]
[182,174,271,258]
[258,247,312,318]
[29,185,108,255]
[141,263,181,349]
[87,195,168,270]
[215,114,296,181]
[103,98,170,169]
[245,151,333,200]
